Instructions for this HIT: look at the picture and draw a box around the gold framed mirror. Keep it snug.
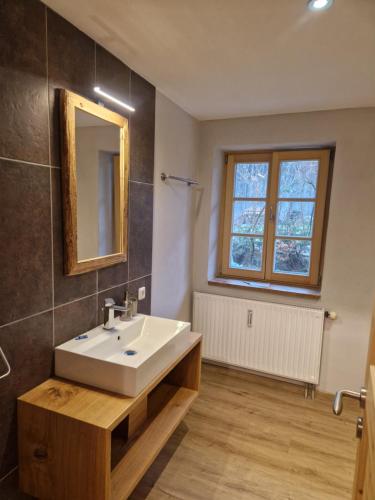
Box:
[60,89,129,275]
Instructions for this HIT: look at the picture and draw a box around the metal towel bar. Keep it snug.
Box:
[161,172,198,186]
[0,347,11,380]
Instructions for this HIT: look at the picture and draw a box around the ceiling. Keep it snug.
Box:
[44,0,375,120]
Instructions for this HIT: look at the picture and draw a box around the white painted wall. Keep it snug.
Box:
[152,100,375,393]
[192,107,375,394]
[151,92,199,321]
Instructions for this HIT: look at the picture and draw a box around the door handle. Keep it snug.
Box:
[332,387,367,415]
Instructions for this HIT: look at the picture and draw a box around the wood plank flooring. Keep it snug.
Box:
[130,363,359,500]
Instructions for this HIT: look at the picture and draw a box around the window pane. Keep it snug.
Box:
[232,201,266,235]
[276,201,315,238]
[230,236,263,271]
[273,239,311,276]
[234,163,269,198]
[279,160,319,198]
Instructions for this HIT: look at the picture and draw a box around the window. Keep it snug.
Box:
[220,149,331,287]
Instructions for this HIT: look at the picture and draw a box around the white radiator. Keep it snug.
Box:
[193,292,325,385]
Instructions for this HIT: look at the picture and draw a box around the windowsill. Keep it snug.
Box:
[208,277,321,299]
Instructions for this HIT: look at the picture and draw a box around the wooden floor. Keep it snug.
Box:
[130,363,359,500]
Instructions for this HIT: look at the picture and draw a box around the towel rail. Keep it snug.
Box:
[0,347,11,380]
[161,172,198,186]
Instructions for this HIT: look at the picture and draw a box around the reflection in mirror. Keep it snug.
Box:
[75,109,121,261]
[60,89,128,276]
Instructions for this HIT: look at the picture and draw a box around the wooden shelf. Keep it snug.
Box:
[18,333,202,500]
[111,384,197,500]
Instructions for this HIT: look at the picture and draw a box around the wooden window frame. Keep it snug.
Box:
[219,149,331,288]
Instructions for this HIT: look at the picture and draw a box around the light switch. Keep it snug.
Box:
[138,287,146,301]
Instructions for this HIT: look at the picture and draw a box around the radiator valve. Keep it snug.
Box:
[325,311,337,320]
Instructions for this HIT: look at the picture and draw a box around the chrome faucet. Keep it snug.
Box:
[103,298,132,330]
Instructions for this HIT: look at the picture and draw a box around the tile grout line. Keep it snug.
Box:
[99,281,128,294]
[129,69,132,102]
[128,70,132,284]
[0,156,60,170]
[45,5,51,165]
[0,290,101,329]
[129,179,154,187]
[49,168,55,347]
[54,292,98,311]
[93,40,99,315]
[0,465,18,485]
[127,70,153,187]
[0,308,53,330]
[98,274,151,296]
[128,273,151,284]
[94,42,97,85]
[96,271,99,320]
[46,8,55,346]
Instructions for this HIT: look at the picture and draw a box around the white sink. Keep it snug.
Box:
[55,314,191,397]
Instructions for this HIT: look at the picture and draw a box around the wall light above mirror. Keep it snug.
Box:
[60,89,129,275]
[94,86,136,113]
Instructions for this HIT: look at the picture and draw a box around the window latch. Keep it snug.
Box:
[269,205,275,222]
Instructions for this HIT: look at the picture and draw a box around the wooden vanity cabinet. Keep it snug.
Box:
[18,333,201,500]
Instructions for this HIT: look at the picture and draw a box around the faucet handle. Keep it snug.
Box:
[104,298,115,307]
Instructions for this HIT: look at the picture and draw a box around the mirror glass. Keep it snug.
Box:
[75,108,121,261]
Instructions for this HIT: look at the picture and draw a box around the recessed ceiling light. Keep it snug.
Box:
[308,0,334,11]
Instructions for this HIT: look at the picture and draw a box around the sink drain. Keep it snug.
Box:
[124,349,137,356]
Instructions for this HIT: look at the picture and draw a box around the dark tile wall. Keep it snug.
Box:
[0,0,155,495]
